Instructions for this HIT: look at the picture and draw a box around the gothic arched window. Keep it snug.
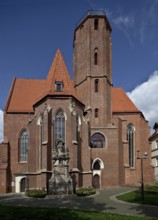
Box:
[95,79,99,92]
[90,132,105,148]
[76,115,81,142]
[93,160,100,170]
[40,114,44,143]
[94,52,98,65]
[94,108,99,118]
[19,129,29,162]
[127,123,135,167]
[54,109,65,145]
[94,19,99,30]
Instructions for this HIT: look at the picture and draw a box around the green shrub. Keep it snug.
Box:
[25,189,47,198]
[76,187,96,196]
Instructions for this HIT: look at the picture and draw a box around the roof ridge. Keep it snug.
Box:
[46,49,78,96]
[46,48,61,94]
[47,48,60,80]
[4,77,16,112]
[33,49,81,106]
[6,49,83,113]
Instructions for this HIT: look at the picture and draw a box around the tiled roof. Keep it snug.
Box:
[5,49,80,113]
[5,50,141,114]
[35,48,79,103]
[5,78,46,112]
[112,87,140,113]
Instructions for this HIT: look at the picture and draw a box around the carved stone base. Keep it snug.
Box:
[48,166,73,195]
[48,139,73,195]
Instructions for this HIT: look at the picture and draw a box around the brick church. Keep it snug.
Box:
[0,10,154,193]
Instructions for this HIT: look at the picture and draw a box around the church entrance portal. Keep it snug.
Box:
[92,174,100,188]
[20,178,26,192]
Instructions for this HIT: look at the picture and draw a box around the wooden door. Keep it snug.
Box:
[92,175,100,188]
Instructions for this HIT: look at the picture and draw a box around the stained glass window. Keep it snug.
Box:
[19,129,28,162]
[90,133,105,148]
[127,123,135,167]
[54,110,65,145]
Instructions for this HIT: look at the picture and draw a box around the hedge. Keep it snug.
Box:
[25,189,47,198]
[76,187,96,196]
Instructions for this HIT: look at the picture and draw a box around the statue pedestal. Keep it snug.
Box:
[48,144,73,195]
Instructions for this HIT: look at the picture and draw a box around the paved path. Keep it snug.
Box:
[0,187,158,218]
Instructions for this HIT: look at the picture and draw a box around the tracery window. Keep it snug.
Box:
[127,123,135,167]
[90,132,105,148]
[54,109,65,145]
[19,129,29,162]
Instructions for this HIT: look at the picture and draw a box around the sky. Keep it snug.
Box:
[1,0,158,141]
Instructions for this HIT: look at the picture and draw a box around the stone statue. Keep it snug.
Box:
[48,138,73,195]
[56,139,65,156]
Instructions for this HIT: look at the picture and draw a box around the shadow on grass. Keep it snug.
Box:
[128,202,158,219]
[1,187,158,219]
[117,190,158,219]
[0,193,115,220]
[0,206,94,220]
[0,193,116,212]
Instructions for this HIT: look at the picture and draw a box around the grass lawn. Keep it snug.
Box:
[0,206,156,220]
[117,185,158,206]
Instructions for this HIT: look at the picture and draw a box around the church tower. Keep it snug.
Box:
[73,10,112,129]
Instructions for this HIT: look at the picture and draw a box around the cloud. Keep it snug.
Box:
[139,20,146,44]
[0,109,4,143]
[148,0,158,23]
[127,71,158,131]
[112,15,134,28]
[139,0,158,45]
[111,14,135,46]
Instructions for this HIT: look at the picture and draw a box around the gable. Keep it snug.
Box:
[5,49,82,113]
[34,49,79,104]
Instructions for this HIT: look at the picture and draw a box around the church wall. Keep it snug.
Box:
[2,96,93,192]
[0,142,10,193]
[74,16,112,127]
[33,101,52,173]
[34,97,92,189]
[117,117,127,185]
[28,115,39,173]
[4,113,31,191]
[79,119,92,187]
[90,77,112,127]
[90,126,119,187]
[112,113,154,186]
[74,17,112,84]
[0,11,154,193]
